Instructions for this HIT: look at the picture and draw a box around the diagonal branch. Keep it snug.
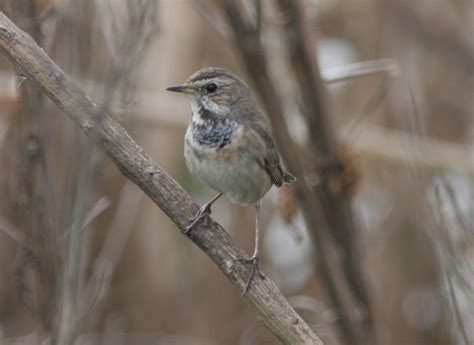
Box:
[0,11,323,345]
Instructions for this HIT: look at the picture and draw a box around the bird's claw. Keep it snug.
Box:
[184,204,212,233]
[234,254,263,295]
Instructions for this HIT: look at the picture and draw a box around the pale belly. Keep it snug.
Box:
[184,128,272,205]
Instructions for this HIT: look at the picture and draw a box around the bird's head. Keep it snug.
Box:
[166,67,253,117]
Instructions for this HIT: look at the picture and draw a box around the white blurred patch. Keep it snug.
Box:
[355,184,394,233]
[318,39,358,92]
[263,210,315,293]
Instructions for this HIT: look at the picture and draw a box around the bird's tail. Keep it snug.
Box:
[283,171,297,184]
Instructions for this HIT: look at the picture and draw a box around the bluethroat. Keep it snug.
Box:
[167,67,296,294]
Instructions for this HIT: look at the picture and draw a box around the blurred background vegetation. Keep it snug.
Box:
[0,0,472,344]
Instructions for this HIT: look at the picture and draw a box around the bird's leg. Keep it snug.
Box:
[235,201,264,295]
[185,193,223,233]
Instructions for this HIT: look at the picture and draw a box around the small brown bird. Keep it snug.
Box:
[167,67,295,294]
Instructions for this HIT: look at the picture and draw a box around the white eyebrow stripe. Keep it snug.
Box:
[191,76,233,87]
[192,78,214,86]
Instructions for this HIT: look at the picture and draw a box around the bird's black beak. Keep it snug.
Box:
[166,84,195,95]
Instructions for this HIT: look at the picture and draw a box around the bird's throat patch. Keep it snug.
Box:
[191,116,236,150]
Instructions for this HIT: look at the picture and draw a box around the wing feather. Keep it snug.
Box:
[246,120,296,187]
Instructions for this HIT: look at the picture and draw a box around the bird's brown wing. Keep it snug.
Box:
[246,121,296,187]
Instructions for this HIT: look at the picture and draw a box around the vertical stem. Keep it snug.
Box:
[218,1,375,344]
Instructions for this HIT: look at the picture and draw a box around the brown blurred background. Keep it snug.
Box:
[0,0,472,344]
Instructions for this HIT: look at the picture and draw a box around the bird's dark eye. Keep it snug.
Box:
[206,83,218,93]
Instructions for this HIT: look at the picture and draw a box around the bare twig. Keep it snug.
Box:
[342,75,393,142]
[216,1,349,338]
[440,178,471,236]
[56,2,159,342]
[323,58,400,84]
[274,1,375,343]
[445,273,470,345]
[0,12,323,345]
[62,196,111,237]
[81,196,111,230]
[434,186,470,345]
[78,182,143,325]
[214,1,374,343]
[348,123,474,176]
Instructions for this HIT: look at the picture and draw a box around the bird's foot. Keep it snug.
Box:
[184,204,212,234]
[234,254,264,295]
